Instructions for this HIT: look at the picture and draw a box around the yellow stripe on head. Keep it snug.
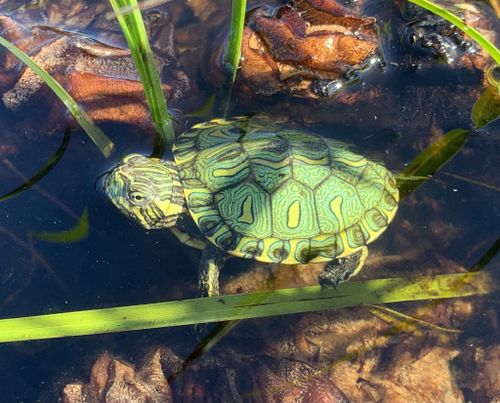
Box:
[104,154,185,229]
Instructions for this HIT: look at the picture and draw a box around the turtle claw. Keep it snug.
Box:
[318,262,348,290]
[318,247,368,289]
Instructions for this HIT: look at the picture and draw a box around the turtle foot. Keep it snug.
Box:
[318,247,368,288]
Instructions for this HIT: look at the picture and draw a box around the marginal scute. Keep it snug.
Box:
[346,223,367,248]
[173,118,399,263]
[237,237,264,259]
[267,239,291,262]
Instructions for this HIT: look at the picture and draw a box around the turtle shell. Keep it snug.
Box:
[173,118,399,264]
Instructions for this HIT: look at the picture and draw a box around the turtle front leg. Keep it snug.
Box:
[318,246,368,288]
[199,246,228,297]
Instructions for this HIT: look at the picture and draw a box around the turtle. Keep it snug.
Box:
[104,117,399,296]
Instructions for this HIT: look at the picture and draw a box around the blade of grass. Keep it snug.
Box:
[219,0,247,117]
[0,272,491,343]
[440,171,500,193]
[0,127,71,202]
[398,129,469,197]
[472,85,500,129]
[108,0,174,154]
[409,0,500,65]
[225,0,247,86]
[31,208,89,243]
[367,304,461,334]
[0,35,114,158]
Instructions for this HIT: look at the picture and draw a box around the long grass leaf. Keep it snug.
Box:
[219,0,246,116]
[398,129,469,196]
[0,272,491,343]
[225,0,247,85]
[409,0,500,65]
[0,36,114,157]
[472,85,500,129]
[31,208,89,243]
[0,128,71,202]
[108,0,175,153]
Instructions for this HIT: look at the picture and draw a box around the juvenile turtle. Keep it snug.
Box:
[104,117,399,296]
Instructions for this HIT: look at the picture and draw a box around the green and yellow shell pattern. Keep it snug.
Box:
[173,118,399,265]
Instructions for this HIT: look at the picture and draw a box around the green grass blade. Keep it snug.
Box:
[0,35,114,158]
[108,0,175,153]
[0,128,71,202]
[31,208,89,243]
[409,0,500,65]
[0,272,491,343]
[398,129,469,197]
[225,0,247,85]
[472,86,500,129]
[219,0,246,116]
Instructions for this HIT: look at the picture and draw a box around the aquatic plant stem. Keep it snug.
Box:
[225,0,247,86]
[0,35,114,157]
[220,0,247,117]
[0,272,491,343]
[0,128,71,202]
[108,0,175,154]
[409,0,500,65]
[397,129,469,197]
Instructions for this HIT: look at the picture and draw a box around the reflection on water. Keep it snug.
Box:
[0,0,499,401]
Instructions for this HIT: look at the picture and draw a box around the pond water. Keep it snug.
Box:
[0,0,499,401]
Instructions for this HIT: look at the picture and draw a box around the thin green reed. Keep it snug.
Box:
[0,35,114,157]
[109,0,175,155]
[225,0,247,85]
[0,272,491,343]
[220,0,247,117]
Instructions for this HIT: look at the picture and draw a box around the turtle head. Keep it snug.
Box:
[104,154,185,229]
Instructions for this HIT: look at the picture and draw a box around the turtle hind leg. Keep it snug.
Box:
[198,246,228,297]
[318,247,368,288]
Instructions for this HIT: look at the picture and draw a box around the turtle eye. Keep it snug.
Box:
[128,191,151,205]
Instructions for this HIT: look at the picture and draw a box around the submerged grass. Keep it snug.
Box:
[31,208,89,243]
[0,272,491,343]
[219,0,247,116]
[0,127,71,202]
[108,0,175,155]
[225,0,247,85]
[397,129,469,197]
[0,36,114,157]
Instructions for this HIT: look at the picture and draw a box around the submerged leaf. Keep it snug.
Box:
[32,208,89,243]
[219,0,247,117]
[0,128,71,202]
[185,94,216,118]
[398,129,469,197]
[0,35,114,157]
[472,85,500,129]
[0,272,491,343]
[367,304,461,334]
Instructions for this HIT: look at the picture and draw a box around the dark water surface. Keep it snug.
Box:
[0,0,499,401]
